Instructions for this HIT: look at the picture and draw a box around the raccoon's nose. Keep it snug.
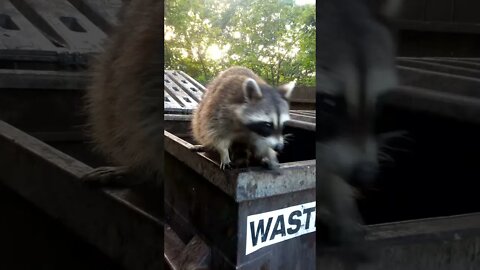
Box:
[273,143,284,152]
[350,162,378,188]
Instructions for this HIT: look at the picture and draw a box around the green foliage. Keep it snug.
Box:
[165,0,315,86]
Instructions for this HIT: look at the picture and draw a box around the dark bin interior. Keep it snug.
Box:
[164,117,316,166]
[49,140,109,167]
[0,87,109,168]
[0,183,122,270]
[359,105,480,225]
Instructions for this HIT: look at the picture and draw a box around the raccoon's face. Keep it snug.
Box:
[317,0,401,187]
[316,64,394,187]
[236,78,295,152]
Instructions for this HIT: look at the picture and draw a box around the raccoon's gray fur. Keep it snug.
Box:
[82,0,163,186]
[191,67,295,170]
[316,0,402,257]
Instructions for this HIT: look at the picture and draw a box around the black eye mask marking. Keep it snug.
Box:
[246,121,277,137]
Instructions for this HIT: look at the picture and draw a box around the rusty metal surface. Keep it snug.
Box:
[177,235,211,270]
[398,58,480,78]
[366,213,480,243]
[335,73,480,267]
[0,183,123,270]
[397,66,480,98]
[407,57,480,70]
[164,226,186,270]
[164,147,315,269]
[164,112,315,127]
[386,57,480,124]
[394,1,480,57]
[164,123,315,202]
[395,19,480,34]
[443,57,480,62]
[314,55,480,268]
[0,69,88,89]
[165,226,211,270]
[318,213,480,269]
[385,85,480,124]
[0,71,87,137]
[0,5,167,267]
[164,109,315,269]
[395,0,480,32]
[0,120,164,270]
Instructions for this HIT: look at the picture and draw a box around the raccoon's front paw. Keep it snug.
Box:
[217,146,232,170]
[220,161,232,170]
[262,159,282,175]
[81,166,137,187]
[265,161,280,170]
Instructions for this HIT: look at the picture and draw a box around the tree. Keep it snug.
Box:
[164,0,315,86]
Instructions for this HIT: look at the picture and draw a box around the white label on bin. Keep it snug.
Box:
[245,201,316,255]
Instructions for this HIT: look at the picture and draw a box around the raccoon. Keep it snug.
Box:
[82,0,163,187]
[191,67,296,171]
[316,0,402,257]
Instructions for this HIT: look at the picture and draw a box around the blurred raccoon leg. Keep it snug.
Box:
[318,176,373,264]
[230,145,251,168]
[255,146,280,172]
[318,174,366,247]
[265,148,280,170]
[81,166,148,187]
[214,140,232,170]
[243,148,252,167]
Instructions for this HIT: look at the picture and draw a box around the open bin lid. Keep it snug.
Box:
[0,0,123,69]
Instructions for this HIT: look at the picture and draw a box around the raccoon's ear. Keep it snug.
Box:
[278,80,296,100]
[242,78,263,101]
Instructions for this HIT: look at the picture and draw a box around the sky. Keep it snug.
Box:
[294,0,315,5]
